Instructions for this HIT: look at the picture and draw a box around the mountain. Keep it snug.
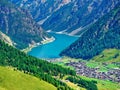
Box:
[10,0,119,35]
[10,0,70,22]
[60,3,120,59]
[0,0,50,49]
[42,0,119,34]
[0,66,57,90]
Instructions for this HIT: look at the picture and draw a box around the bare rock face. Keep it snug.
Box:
[0,0,50,49]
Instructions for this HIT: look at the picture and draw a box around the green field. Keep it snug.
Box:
[91,49,120,62]
[53,57,79,70]
[79,76,120,90]
[86,49,120,72]
[0,66,57,90]
[54,55,120,72]
[61,74,120,90]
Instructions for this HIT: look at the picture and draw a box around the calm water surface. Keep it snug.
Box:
[28,33,78,59]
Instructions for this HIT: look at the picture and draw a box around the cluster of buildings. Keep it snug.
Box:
[66,61,120,82]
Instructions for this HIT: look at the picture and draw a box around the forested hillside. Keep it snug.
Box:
[0,39,101,90]
[0,0,50,49]
[10,0,69,22]
[10,0,119,35]
[0,39,100,90]
[42,0,119,34]
[0,1,119,90]
[60,3,120,59]
[0,40,76,90]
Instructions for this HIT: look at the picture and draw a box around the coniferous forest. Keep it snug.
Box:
[0,40,75,90]
[0,40,99,90]
[0,0,120,90]
[60,3,120,59]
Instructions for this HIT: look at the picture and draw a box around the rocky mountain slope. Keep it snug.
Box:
[60,3,120,59]
[10,0,71,22]
[0,31,13,46]
[10,0,119,35]
[0,0,50,49]
[42,0,119,34]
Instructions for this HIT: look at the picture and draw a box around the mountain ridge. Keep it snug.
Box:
[0,0,50,49]
[10,0,71,22]
[60,3,120,59]
[10,0,119,35]
[42,0,119,34]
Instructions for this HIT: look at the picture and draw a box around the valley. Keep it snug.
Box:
[0,0,51,49]
[54,49,120,82]
[53,56,120,90]
[0,0,120,90]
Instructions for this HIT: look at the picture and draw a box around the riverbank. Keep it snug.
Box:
[22,36,55,53]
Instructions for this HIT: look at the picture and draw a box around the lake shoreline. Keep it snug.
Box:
[22,32,78,54]
[28,33,78,59]
[22,36,55,53]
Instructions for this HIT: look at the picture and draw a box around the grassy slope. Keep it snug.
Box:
[64,80,85,90]
[80,76,120,90]
[0,66,57,90]
[91,49,120,62]
[86,49,120,72]
[65,75,120,90]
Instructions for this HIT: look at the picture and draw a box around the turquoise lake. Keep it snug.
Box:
[28,33,78,59]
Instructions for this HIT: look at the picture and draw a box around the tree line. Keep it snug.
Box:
[0,40,75,90]
[66,76,98,90]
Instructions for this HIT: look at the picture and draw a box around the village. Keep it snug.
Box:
[66,61,120,83]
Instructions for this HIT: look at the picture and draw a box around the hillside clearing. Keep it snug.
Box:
[0,66,57,90]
